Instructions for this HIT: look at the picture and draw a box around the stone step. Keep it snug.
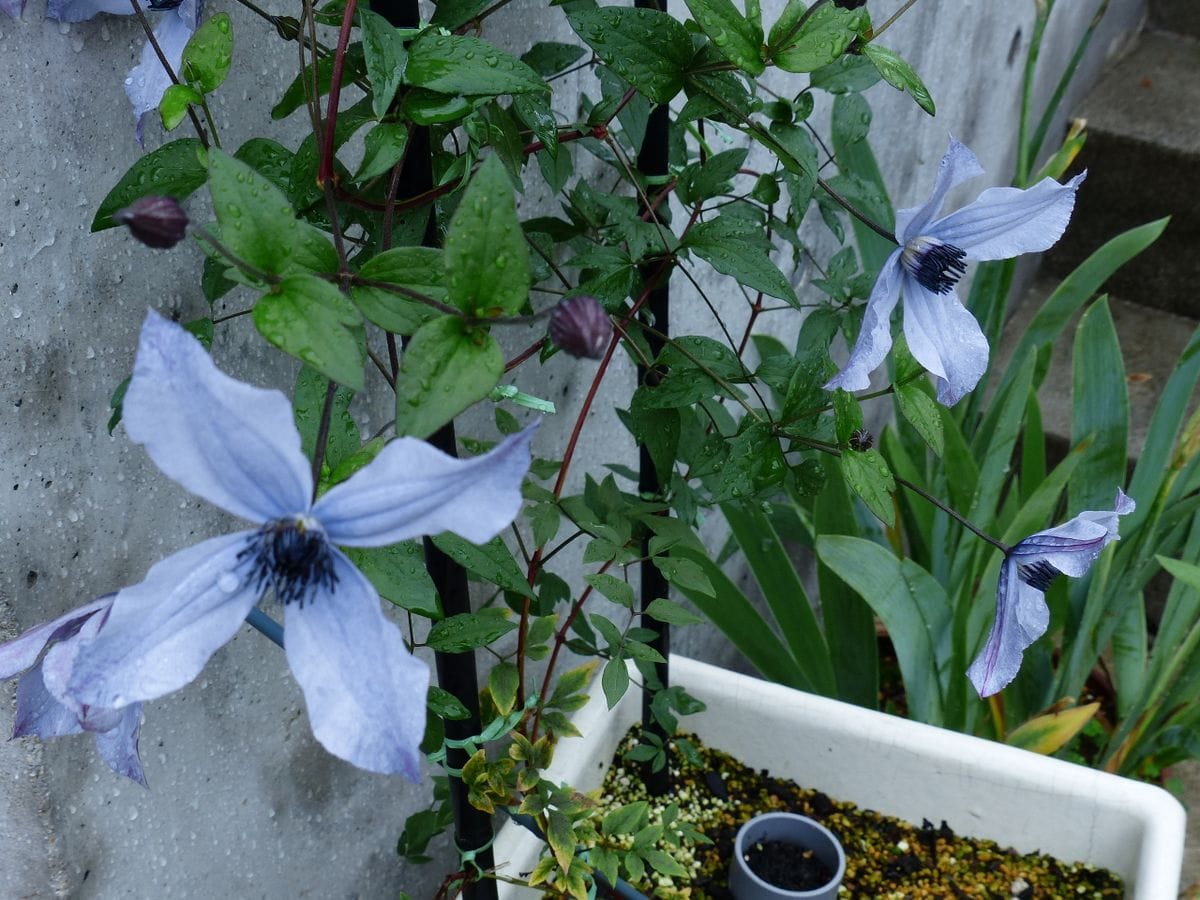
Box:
[1042,30,1200,318]
[995,278,1200,463]
[1151,0,1200,41]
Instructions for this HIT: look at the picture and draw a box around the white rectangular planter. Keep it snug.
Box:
[493,655,1185,899]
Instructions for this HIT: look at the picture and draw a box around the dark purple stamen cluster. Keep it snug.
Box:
[1017,559,1061,592]
[240,519,337,607]
[910,241,967,294]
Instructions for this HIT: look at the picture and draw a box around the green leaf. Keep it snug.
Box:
[93,139,206,231]
[810,53,880,93]
[602,801,648,836]
[427,609,516,652]
[567,7,693,104]
[769,2,866,73]
[668,549,807,688]
[427,685,471,719]
[273,46,367,120]
[653,556,715,599]
[895,380,944,456]
[352,245,447,335]
[521,41,587,77]
[293,365,360,471]
[181,12,233,94]
[684,0,764,75]
[488,662,520,715]
[817,536,949,723]
[234,138,294,193]
[208,148,300,276]
[354,121,410,182]
[601,657,630,708]
[585,573,635,609]
[1070,299,1128,514]
[160,83,204,131]
[432,534,535,599]
[722,501,836,695]
[643,597,704,626]
[406,33,546,97]
[685,217,799,306]
[359,9,408,118]
[861,42,935,115]
[343,542,441,618]
[254,275,365,391]
[840,448,895,527]
[393,316,504,439]
[444,156,530,315]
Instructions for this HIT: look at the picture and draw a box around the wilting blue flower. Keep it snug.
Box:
[825,139,1085,406]
[0,0,25,20]
[45,0,199,143]
[0,596,145,785]
[66,311,536,778]
[967,489,1135,698]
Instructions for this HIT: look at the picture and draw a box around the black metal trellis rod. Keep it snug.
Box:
[370,0,498,896]
[635,0,672,798]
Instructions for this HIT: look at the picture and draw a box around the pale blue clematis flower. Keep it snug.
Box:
[0,0,26,20]
[825,138,1085,406]
[66,311,536,778]
[967,489,1135,698]
[0,596,146,785]
[45,0,199,143]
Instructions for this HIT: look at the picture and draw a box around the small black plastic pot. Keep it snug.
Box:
[729,812,846,899]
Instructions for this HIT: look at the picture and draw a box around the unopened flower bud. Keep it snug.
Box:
[834,0,867,8]
[549,296,612,360]
[848,428,873,451]
[113,196,189,249]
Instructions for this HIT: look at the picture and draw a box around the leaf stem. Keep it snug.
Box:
[893,474,1012,553]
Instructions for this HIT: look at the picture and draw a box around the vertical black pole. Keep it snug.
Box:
[371,1,497,895]
[635,0,672,797]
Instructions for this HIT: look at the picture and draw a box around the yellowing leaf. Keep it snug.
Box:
[1006,701,1100,756]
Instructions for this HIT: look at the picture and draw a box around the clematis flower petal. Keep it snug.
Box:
[314,424,538,547]
[45,0,130,21]
[823,248,904,394]
[894,138,985,243]
[92,705,146,787]
[285,551,430,778]
[124,310,313,524]
[931,172,1086,261]
[0,597,110,681]
[900,279,989,406]
[968,489,1134,697]
[13,665,83,739]
[67,533,260,709]
[0,0,25,19]
[966,559,1050,698]
[124,0,198,143]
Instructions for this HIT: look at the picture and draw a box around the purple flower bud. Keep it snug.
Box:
[834,0,867,8]
[113,196,189,249]
[549,296,613,360]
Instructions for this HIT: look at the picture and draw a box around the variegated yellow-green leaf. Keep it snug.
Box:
[1006,701,1100,756]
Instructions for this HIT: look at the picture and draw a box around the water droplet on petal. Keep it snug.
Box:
[218,572,240,592]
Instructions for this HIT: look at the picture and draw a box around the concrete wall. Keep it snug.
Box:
[0,0,1144,895]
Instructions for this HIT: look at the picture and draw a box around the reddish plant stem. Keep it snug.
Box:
[318,0,359,187]
[504,339,544,373]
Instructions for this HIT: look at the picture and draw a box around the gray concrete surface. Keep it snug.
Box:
[1045,29,1200,316]
[0,0,1148,896]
